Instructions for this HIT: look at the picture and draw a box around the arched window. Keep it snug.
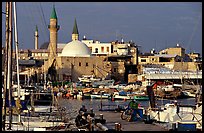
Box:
[95,48,98,53]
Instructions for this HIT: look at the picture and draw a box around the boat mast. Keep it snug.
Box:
[7,2,13,130]
[2,2,10,131]
[13,2,21,123]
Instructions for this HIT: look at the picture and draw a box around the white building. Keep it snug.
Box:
[82,36,112,56]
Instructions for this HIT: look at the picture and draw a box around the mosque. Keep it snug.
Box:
[3,6,201,85]
[42,6,138,83]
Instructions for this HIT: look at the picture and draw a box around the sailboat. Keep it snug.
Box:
[2,2,15,130]
[146,82,202,131]
[2,2,32,130]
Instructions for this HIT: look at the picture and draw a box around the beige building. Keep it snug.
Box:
[42,6,131,82]
[137,44,202,73]
[7,6,139,84]
[159,43,185,57]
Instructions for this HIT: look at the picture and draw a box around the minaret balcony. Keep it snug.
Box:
[48,25,60,30]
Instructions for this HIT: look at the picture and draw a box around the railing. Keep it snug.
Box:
[48,25,60,29]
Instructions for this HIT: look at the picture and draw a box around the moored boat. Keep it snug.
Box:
[78,75,101,83]
[90,94,110,99]
[109,91,133,100]
[134,95,149,101]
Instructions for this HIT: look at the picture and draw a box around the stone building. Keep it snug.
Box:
[137,44,202,73]
[42,6,114,82]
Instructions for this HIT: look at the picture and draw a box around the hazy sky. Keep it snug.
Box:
[2,2,202,55]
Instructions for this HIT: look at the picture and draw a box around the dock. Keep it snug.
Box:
[94,110,168,131]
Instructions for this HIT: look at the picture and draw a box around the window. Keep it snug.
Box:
[113,68,117,72]
[141,59,146,62]
[95,48,98,53]
[101,47,104,52]
[107,47,109,52]
[86,62,88,66]
[79,62,81,66]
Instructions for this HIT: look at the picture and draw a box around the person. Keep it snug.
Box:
[79,105,87,113]
[128,99,140,121]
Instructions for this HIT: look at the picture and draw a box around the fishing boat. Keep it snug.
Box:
[180,91,196,98]
[92,79,115,88]
[109,91,133,100]
[78,75,101,83]
[134,95,149,101]
[90,91,110,99]
[126,91,149,101]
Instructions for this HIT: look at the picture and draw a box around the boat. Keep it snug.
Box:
[146,82,202,131]
[180,91,196,98]
[2,2,27,130]
[133,95,149,101]
[92,79,115,88]
[109,91,133,100]
[83,93,91,99]
[78,75,101,83]
[90,91,110,99]
[126,91,149,101]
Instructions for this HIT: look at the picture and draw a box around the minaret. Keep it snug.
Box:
[48,5,60,58]
[35,25,39,49]
[72,18,79,41]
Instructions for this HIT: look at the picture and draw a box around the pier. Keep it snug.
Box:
[94,110,168,131]
[57,98,168,131]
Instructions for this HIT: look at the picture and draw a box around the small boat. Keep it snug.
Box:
[78,75,101,83]
[92,79,115,88]
[134,95,149,101]
[109,91,133,100]
[90,91,110,99]
[180,91,196,98]
[126,91,149,101]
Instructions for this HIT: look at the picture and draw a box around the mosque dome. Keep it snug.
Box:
[60,40,91,57]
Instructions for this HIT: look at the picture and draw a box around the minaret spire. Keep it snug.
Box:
[50,4,57,19]
[72,18,79,41]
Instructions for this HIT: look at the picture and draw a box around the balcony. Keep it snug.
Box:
[48,25,60,30]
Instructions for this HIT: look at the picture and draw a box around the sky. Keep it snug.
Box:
[2,2,202,55]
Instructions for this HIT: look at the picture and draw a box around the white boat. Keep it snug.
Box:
[148,103,202,130]
[78,75,101,83]
[92,79,115,88]
[110,91,134,100]
[181,91,196,98]
[147,85,202,130]
[90,91,110,99]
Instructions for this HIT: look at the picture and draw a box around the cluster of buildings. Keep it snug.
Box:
[2,6,202,85]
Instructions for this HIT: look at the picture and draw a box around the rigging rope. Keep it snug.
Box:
[38,3,50,42]
[186,13,201,53]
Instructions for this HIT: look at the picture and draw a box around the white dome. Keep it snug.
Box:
[60,40,91,57]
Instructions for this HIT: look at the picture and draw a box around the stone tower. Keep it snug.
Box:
[72,18,79,41]
[48,5,60,59]
[34,25,39,49]
[45,5,60,82]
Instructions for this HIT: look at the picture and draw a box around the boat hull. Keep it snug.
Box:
[90,94,110,99]
[134,95,149,101]
[110,95,133,100]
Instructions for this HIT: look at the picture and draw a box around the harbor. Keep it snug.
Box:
[2,2,202,132]
[2,90,201,131]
